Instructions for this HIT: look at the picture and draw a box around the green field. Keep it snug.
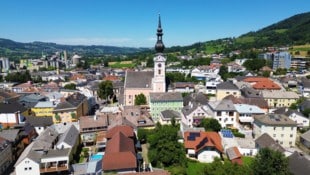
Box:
[242,156,254,167]
[186,161,207,175]
[236,36,255,44]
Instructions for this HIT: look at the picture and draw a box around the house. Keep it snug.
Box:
[14,125,80,175]
[242,77,282,90]
[205,78,221,95]
[149,92,183,122]
[184,131,223,163]
[12,81,34,93]
[79,115,108,145]
[160,110,181,125]
[181,102,210,128]
[207,99,238,128]
[226,147,242,165]
[168,82,195,93]
[300,129,310,149]
[0,129,25,161]
[0,101,29,128]
[216,81,241,100]
[261,90,299,108]
[31,101,57,117]
[223,95,269,113]
[19,94,47,108]
[53,92,88,123]
[41,81,60,92]
[25,116,54,135]
[273,108,309,128]
[300,78,310,97]
[0,90,20,102]
[122,106,155,129]
[103,125,137,173]
[255,133,285,153]
[288,151,310,175]
[234,104,265,128]
[0,136,13,175]
[253,114,297,148]
[183,92,209,107]
[227,62,246,73]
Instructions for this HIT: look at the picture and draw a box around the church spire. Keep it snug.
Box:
[155,14,165,53]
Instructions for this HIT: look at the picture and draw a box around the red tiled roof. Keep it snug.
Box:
[243,77,270,82]
[243,77,281,90]
[184,131,223,153]
[105,132,135,154]
[103,75,120,81]
[103,152,137,171]
[106,125,134,139]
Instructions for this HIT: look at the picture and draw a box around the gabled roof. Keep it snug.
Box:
[288,151,310,175]
[224,95,268,109]
[216,81,239,90]
[182,102,206,117]
[32,127,58,150]
[106,125,134,139]
[208,99,236,111]
[57,125,79,148]
[226,147,243,165]
[15,142,42,166]
[0,129,20,142]
[19,94,47,103]
[25,116,53,127]
[255,133,285,153]
[234,104,265,114]
[125,71,153,89]
[34,101,57,108]
[0,101,28,113]
[184,131,223,153]
[254,114,297,126]
[183,92,209,106]
[150,92,183,102]
[300,129,310,142]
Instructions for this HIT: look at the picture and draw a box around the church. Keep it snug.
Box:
[124,15,167,106]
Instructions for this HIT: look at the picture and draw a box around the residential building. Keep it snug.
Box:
[184,131,223,163]
[273,108,309,128]
[72,159,102,175]
[149,92,183,122]
[0,57,10,73]
[122,106,155,129]
[12,81,34,93]
[25,116,54,135]
[0,137,13,175]
[159,110,181,125]
[226,147,242,165]
[261,90,299,108]
[0,90,20,102]
[205,78,221,95]
[0,129,25,161]
[0,101,28,128]
[288,151,310,175]
[53,92,88,123]
[272,52,291,70]
[216,81,241,100]
[19,94,48,108]
[181,102,210,128]
[123,16,166,106]
[102,125,138,173]
[31,101,57,117]
[223,95,269,113]
[242,77,282,90]
[255,133,285,153]
[253,114,297,148]
[300,129,310,149]
[300,78,310,97]
[207,99,238,128]
[168,82,195,93]
[234,104,265,128]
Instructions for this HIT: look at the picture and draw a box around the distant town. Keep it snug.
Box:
[0,14,310,175]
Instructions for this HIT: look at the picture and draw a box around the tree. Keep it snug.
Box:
[204,158,252,175]
[134,93,147,105]
[252,148,290,175]
[199,118,222,132]
[97,80,114,102]
[219,65,228,81]
[64,83,76,90]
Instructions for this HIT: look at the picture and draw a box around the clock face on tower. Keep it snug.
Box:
[158,63,161,68]
[154,55,166,62]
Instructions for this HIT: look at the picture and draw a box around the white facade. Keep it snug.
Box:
[0,57,10,72]
[15,158,40,175]
[213,110,238,128]
[0,113,24,126]
[287,112,309,128]
[181,105,210,128]
[205,81,221,95]
[253,123,297,148]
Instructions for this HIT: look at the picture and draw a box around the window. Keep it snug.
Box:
[280,141,283,145]
[274,127,276,130]
[291,127,294,131]
[233,92,237,95]
[281,134,284,137]
[217,112,221,116]
[129,95,132,99]
[282,127,284,131]
[229,112,234,116]
[290,134,293,138]
[24,168,28,171]
[231,118,234,121]
[289,141,292,145]
[219,118,222,121]
[158,69,161,75]
[273,134,276,137]
[29,167,32,170]
[226,92,230,94]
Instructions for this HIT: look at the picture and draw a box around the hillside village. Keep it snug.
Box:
[0,15,310,175]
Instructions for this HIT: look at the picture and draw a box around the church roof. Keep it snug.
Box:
[125,71,153,89]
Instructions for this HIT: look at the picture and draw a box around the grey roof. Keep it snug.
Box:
[125,71,153,89]
[241,87,262,98]
[57,125,79,147]
[161,110,181,120]
[32,127,58,150]
[183,92,209,106]
[19,94,47,103]
[34,101,57,108]
[288,151,310,175]
[15,142,42,166]
[300,129,310,142]
[150,92,183,102]
[54,101,75,110]
[274,108,306,119]
[300,99,310,111]
[54,92,86,110]
[217,81,239,90]
[41,148,71,158]
[254,114,297,126]
[208,99,236,111]
[25,116,53,127]
[255,133,285,153]
[44,91,63,100]
[182,102,202,116]
[0,101,27,113]
[0,129,20,142]
[226,147,241,160]
[72,160,102,175]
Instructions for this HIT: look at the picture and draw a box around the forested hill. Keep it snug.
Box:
[0,38,148,59]
[236,12,310,48]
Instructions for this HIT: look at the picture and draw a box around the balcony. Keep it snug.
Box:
[40,162,68,173]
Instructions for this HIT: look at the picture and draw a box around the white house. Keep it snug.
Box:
[181,102,211,128]
[184,131,223,163]
[234,104,266,128]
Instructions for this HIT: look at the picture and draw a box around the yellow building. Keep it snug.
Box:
[53,93,88,123]
[216,81,241,100]
[262,90,299,108]
[31,101,56,117]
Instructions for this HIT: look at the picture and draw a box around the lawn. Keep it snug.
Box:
[236,36,255,44]
[242,156,254,167]
[186,160,207,175]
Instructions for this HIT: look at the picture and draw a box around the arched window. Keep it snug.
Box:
[158,69,161,75]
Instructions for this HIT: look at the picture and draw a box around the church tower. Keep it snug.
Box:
[153,14,166,92]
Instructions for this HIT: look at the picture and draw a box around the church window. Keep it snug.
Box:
[158,69,161,75]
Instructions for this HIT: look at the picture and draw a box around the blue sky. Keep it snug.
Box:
[0,0,309,47]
